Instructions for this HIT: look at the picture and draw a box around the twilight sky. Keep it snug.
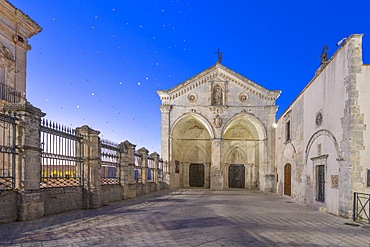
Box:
[9,0,370,153]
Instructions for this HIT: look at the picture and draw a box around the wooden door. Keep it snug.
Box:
[284,163,291,196]
[229,164,245,188]
[189,164,204,187]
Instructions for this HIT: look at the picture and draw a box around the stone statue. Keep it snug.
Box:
[213,85,222,105]
[320,45,328,64]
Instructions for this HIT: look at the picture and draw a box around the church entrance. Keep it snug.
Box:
[284,163,291,196]
[228,164,245,188]
[189,163,204,187]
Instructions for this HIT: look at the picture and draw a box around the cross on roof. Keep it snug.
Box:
[214,48,223,63]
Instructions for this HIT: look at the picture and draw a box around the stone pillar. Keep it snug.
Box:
[210,138,223,190]
[139,147,149,194]
[118,142,128,198]
[76,125,101,209]
[123,140,136,199]
[11,101,45,221]
[151,152,160,190]
[160,105,172,188]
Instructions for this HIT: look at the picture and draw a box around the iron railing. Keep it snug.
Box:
[100,139,120,185]
[353,192,370,224]
[0,82,23,103]
[40,119,82,188]
[158,159,164,181]
[148,157,154,182]
[134,152,142,183]
[0,109,16,190]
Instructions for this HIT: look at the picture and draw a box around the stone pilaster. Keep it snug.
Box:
[210,138,223,190]
[160,105,171,187]
[11,101,45,221]
[340,35,365,217]
[76,125,101,209]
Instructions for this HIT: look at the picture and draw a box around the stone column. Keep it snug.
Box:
[123,140,136,198]
[11,101,45,221]
[160,105,171,188]
[210,138,223,190]
[150,152,160,190]
[76,125,101,209]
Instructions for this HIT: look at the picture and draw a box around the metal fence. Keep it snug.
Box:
[134,152,142,183]
[148,157,154,182]
[0,109,16,190]
[353,192,370,224]
[158,159,163,182]
[40,119,83,188]
[100,139,120,185]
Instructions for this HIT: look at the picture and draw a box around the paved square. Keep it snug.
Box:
[0,189,369,246]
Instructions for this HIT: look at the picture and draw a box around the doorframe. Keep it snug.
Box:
[284,163,292,196]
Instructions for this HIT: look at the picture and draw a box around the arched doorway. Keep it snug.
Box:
[170,114,212,188]
[222,114,266,190]
[284,163,291,196]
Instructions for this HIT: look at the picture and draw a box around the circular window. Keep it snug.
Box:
[188,93,197,103]
[239,93,249,103]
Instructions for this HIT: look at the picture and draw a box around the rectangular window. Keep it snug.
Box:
[285,120,291,142]
[367,170,370,187]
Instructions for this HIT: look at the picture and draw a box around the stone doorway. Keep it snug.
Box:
[189,163,204,187]
[284,163,291,196]
[228,164,245,188]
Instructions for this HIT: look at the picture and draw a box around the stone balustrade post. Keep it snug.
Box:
[150,152,159,183]
[11,101,45,221]
[150,152,160,191]
[138,147,149,185]
[76,125,101,209]
[122,140,136,198]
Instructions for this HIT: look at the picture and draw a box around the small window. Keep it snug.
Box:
[367,170,370,187]
[285,120,291,142]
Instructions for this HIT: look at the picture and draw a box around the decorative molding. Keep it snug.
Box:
[208,106,228,114]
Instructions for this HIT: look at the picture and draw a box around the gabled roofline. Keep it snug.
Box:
[277,34,365,122]
[157,62,281,101]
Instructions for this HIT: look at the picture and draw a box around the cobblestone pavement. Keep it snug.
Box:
[0,189,369,247]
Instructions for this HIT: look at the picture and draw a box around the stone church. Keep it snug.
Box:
[158,34,370,218]
[157,61,281,192]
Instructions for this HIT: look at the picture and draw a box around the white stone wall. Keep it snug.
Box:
[276,34,369,217]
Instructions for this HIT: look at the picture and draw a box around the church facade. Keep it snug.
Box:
[158,34,370,217]
[157,62,281,192]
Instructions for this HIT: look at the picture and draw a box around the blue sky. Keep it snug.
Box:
[9,0,370,152]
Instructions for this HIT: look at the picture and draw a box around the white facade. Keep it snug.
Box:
[275,34,370,217]
[158,63,280,191]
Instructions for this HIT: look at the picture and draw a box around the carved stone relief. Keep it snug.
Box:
[239,93,249,103]
[213,115,222,128]
[188,93,197,103]
[188,126,204,138]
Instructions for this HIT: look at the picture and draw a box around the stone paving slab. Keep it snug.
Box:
[0,189,369,246]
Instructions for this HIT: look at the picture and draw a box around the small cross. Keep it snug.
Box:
[214,48,223,63]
